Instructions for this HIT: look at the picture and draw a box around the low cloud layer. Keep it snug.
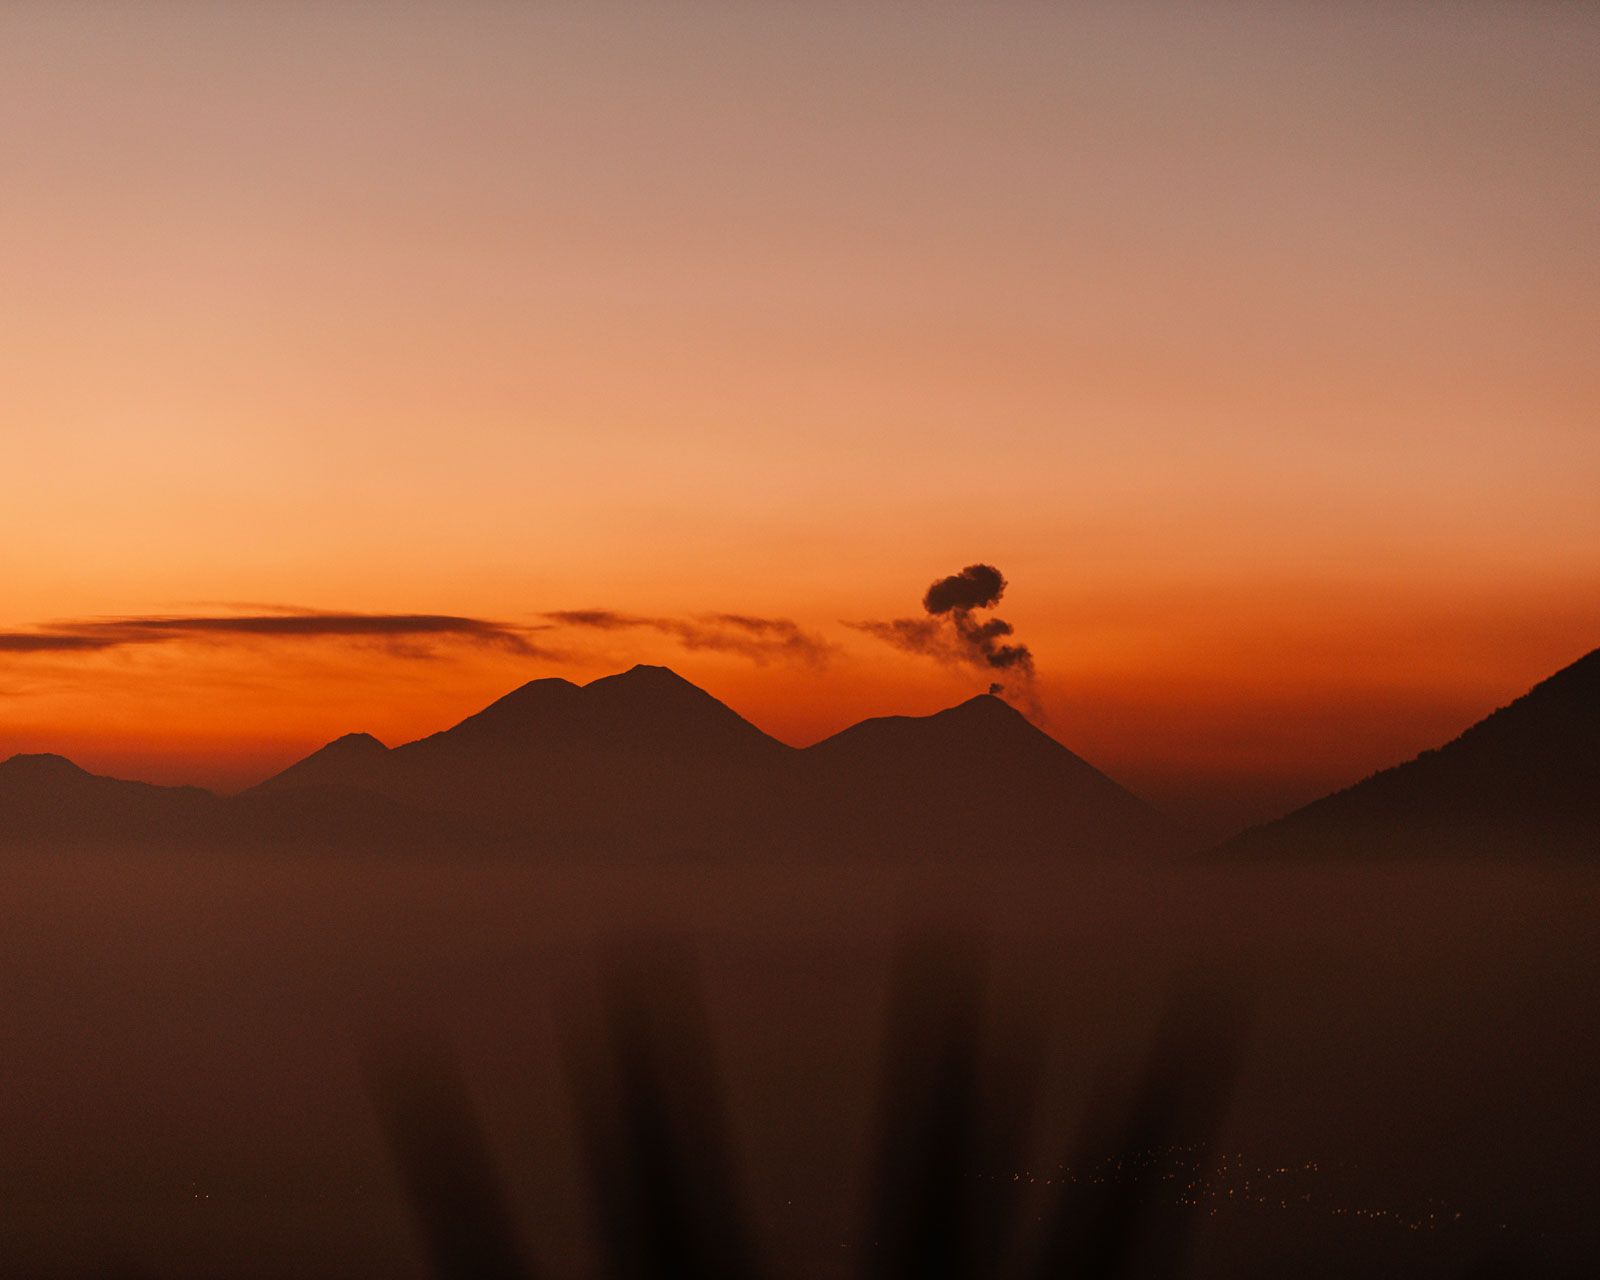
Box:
[0,611,548,657]
[0,633,124,653]
[543,610,833,668]
[0,605,834,670]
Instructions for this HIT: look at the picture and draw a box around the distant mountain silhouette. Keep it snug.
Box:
[250,731,390,794]
[246,665,800,853]
[1217,647,1600,860]
[3,667,1176,858]
[0,752,220,847]
[252,671,1172,858]
[802,694,1173,857]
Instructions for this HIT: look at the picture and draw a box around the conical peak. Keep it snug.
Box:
[868,693,1037,740]
[469,676,583,718]
[581,664,714,710]
[501,676,583,701]
[941,692,1027,722]
[590,663,693,688]
[246,730,392,795]
[577,664,770,741]
[325,732,387,752]
[420,665,786,760]
[810,693,1050,758]
[479,667,692,717]
[287,732,388,766]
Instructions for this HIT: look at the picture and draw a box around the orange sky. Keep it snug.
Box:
[3,4,1597,832]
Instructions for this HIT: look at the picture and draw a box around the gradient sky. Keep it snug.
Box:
[3,2,1597,833]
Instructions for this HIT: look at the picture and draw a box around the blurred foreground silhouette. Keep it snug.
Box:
[366,933,1575,1280]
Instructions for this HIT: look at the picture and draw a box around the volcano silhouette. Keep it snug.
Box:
[1,666,1176,857]
[1217,647,1600,860]
[245,665,797,852]
[237,666,1172,857]
[801,694,1173,857]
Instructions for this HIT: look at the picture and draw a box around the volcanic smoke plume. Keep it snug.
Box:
[852,563,1038,711]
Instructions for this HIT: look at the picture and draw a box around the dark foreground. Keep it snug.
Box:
[0,848,1596,1278]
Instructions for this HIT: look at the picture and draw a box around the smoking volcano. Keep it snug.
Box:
[854,563,1038,713]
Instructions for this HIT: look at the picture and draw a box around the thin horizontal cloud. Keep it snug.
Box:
[1,606,834,669]
[543,610,834,668]
[0,611,553,658]
[0,633,125,653]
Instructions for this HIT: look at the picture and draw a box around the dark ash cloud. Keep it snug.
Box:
[543,610,833,668]
[922,563,1006,614]
[851,562,1039,709]
[0,611,550,658]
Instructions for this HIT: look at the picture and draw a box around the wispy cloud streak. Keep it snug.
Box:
[0,606,836,669]
[543,610,833,668]
[0,611,549,658]
[0,633,125,653]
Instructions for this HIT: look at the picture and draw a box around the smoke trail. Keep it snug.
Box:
[852,563,1038,710]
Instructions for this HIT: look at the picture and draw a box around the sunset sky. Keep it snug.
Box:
[3,3,1597,832]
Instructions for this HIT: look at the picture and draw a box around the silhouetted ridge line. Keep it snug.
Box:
[1216,646,1600,860]
[0,751,215,802]
[1,751,92,778]
[248,732,389,795]
[803,695,1174,859]
[0,752,221,847]
[7,667,1177,859]
[430,677,585,745]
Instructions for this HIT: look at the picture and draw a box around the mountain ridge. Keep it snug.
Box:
[11,651,1596,860]
[1215,646,1600,860]
[2,668,1172,858]
[803,692,1171,857]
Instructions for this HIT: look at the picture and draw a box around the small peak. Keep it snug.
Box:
[583,665,701,699]
[509,676,583,695]
[436,677,583,740]
[324,732,388,753]
[1,751,89,775]
[477,677,583,713]
[945,692,1025,719]
[618,664,689,682]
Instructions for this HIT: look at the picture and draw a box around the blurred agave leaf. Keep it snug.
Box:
[366,1035,540,1280]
